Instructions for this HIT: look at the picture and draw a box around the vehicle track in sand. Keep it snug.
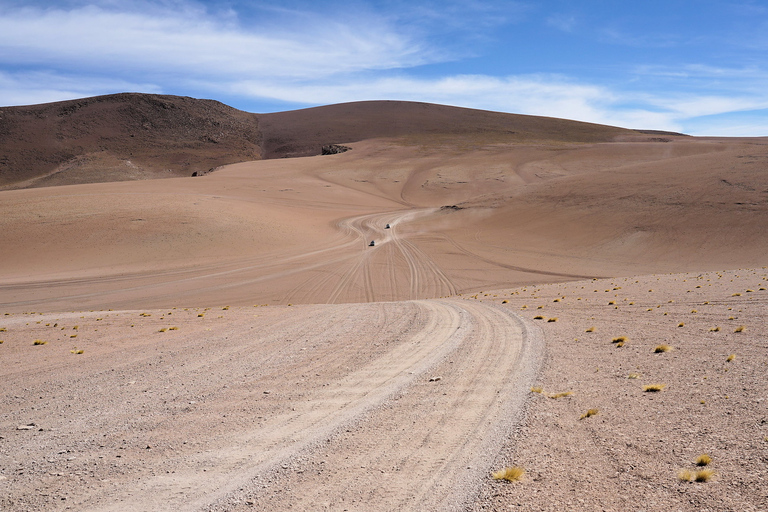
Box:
[1,300,541,512]
[0,208,458,310]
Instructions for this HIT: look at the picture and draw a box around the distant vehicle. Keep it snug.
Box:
[385,223,391,229]
[369,240,375,246]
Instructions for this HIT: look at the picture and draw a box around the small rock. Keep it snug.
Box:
[17,424,35,430]
[429,376,442,382]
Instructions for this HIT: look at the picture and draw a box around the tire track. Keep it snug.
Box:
[212,300,543,512]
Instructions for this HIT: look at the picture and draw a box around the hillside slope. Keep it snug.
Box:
[0,95,637,189]
[0,93,262,188]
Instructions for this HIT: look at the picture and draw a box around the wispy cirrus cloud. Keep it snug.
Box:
[0,1,766,136]
[0,2,429,81]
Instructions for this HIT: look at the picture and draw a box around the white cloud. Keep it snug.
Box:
[0,70,162,107]
[0,3,428,80]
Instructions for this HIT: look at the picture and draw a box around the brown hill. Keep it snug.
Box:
[257,100,638,158]
[0,93,262,189]
[0,94,637,189]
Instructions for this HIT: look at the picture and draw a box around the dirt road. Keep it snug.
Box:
[1,299,541,511]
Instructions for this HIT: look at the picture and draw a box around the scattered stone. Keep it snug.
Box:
[429,376,442,382]
[17,423,35,430]
[321,144,351,155]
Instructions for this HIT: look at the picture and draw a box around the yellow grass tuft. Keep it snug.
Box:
[677,469,694,482]
[694,469,715,482]
[695,454,712,466]
[677,322,685,327]
[579,408,599,420]
[547,317,558,322]
[70,348,84,354]
[654,344,673,353]
[585,326,595,332]
[612,336,627,343]
[530,386,544,394]
[709,326,720,332]
[158,328,167,332]
[198,313,205,318]
[734,325,745,333]
[492,466,525,482]
[732,293,741,296]
[726,354,735,362]
[169,326,179,330]
[548,391,574,399]
[33,339,47,345]
[628,372,641,379]
[501,300,508,304]
[0,327,6,332]
[533,315,544,320]
[643,384,666,392]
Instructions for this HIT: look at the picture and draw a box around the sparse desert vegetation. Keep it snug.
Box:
[1,97,767,511]
[492,466,525,482]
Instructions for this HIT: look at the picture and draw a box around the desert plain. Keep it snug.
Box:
[1,95,767,511]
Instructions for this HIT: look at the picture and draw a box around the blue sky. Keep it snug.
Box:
[1,0,767,135]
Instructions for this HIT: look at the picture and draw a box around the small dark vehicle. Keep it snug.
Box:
[385,223,391,229]
[369,240,375,246]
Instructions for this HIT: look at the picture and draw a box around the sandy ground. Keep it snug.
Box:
[2,134,768,510]
[471,269,768,511]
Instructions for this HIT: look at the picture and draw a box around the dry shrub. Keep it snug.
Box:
[734,325,745,333]
[548,391,574,399]
[654,345,672,353]
[585,326,595,332]
[547,317,558,322]
[530,386,544,393]
[492,466,525,482]
[33,339,47,345]
[695,454,712,466]
[643,384,666,392]
[726,354,735,362]
[694,469,715,482]
[579,408,599,420]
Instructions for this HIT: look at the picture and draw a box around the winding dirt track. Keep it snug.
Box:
[0,208,462,311]
[1,298,541,511]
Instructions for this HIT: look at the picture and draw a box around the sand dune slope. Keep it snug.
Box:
[2,135,767,312]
